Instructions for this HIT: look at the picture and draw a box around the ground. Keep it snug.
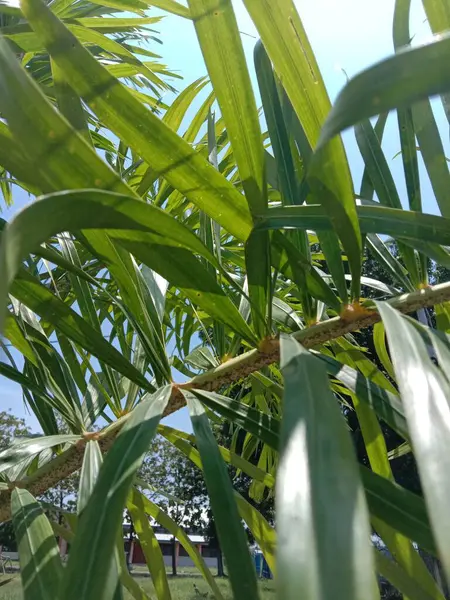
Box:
[0,572,276,599]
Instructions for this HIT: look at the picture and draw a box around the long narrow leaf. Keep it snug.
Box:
[319,32,450,148]
[11,488,63,600]
[185,391,259,600]
[278,334,375,599]
[128,489,171,600]
[377,301,450,583]
[20,0,253,241]
[60,386,171,600]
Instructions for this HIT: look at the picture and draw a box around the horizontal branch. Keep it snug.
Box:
[0,281,449,522]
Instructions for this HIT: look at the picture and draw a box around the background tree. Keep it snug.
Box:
[138,434,208,576]
[0,411,31,550]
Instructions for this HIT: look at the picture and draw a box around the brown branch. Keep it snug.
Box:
[0,281,449,522]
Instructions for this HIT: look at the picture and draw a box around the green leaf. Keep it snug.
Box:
[235,493,276,576]
[11,488,63,600]
[78,440,123,600]
[0,434,81,475]
[51,57,90,141]
[374,549,437,600]
[69,16,163,29]
[256,203,450,248]
[185,392,259,600]
[243,0,361,301]
[394,0,450,225]
[1,189,218,288]
[20,0,253,241]
[421,0,450,123]
[342,336,442,599]
[10,269,153,392]
[373,322,396,380]
[245,230,271,339]
[0,360,61,412]
[361,466,436,556]
[393,104,421,215]
[435,302,450,333]
[254,41,297,208]
[188,0,265,214]
[414,99,450,219]
[355,118,420,285]
[187,0,270,337]
[195,380,432,557]
[115,238,257,344]
[128,489,171,600]
[159,423,275,492]
[274,232,341,313]
[54,0,147,16]
[0,37,129,197]
[135,490,225,600]
[377,301,450,583]
[319,32,450,148]
[192,389,280,450]
[316,352,408,441]
[360,112,389,199]
[278,334,375,599]
[2,189,256,345]
[115,530,150,600]
[77,440,103,515]
[366,234,414,292]
[196,382,435,556]
[145,0,191,18]
[60,386,171,600]
[254,41,314,319]
[163,77,208,133]
[154,77,210,203]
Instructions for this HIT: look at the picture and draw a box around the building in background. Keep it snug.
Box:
[123,522,218,569]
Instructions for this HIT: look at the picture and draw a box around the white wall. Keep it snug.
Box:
[2,552,18,560]
[161,555,218,569]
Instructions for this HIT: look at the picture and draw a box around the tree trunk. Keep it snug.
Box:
[217,547,224,577]
[171,537,177,576]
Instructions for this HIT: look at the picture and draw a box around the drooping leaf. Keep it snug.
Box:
[11,488,63,600]
[235,493,276,576]
[244,0,362,301]
[127,488,171,600]
[20,0,253,241]
[77,440,103,515]
[319,32,450,148]
[374,549,437,600]
[185,391,259,600]
[136,490,225,600]
[60,386,171,600]
[377,301,450,583]
[0,434,81,475]
[278,334,375,599]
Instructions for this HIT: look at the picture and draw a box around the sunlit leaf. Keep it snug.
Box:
[11,489,63,600]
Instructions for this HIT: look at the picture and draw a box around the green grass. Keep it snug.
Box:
[0,574,276,599]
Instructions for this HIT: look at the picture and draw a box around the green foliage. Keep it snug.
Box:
[1,0,450,599]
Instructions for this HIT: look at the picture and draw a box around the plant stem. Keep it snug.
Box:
[0,280,449,522]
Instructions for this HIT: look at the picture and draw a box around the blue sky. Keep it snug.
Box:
[0,0,446,433]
